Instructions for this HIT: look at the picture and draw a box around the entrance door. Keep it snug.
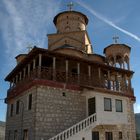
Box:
[88,97,96,116]
[92,131,99,140]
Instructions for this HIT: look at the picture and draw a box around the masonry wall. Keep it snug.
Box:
[35,86,86,140]
[5,86,37,140]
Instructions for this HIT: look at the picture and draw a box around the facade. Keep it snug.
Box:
[0,121,5,140]
[5,9,136,140]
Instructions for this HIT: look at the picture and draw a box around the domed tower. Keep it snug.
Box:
[104,43,131,70]
[47,9,93,54]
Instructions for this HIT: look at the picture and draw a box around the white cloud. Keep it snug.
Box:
[134,103,140,113]
[76,0,140,42]
[2,0,61,54]
[1,0,61,72]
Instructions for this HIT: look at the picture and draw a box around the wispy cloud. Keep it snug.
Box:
[1,0,61,71]
[2,0,60,58]
[76,0,140,42]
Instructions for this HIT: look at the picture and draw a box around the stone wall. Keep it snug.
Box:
[35,86,86,140]
[0,121,5,140]
[5,86,37,140]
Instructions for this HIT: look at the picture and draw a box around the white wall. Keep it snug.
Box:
[84,90,128,125]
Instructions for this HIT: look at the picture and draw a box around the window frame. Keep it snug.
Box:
[16,100,20,114]
[104,98,112,111]
[116,99,123,112]
[10,104,14,117]
[28,94,32,110]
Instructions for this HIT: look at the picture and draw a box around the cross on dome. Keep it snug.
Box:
[113,36,119,44]
[67,2,74,11]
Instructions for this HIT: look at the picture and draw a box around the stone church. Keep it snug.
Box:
[5,7,136,140]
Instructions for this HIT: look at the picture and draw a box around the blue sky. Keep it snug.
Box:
[0,0,140,121]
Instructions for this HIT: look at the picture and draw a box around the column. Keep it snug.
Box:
[39,54,42,67]
[38,54,42,78]
[98,67,101,86]
[19,72,22,81]
[114,56,116,67]
[66,60,68,82]
[28,64,30,76]
[77,63,80,83]
[127,60,130,70]
[88,65,91,85]
[116,72,119,91]
[33,59,36,69]
[23,68,26,78]
[122,57,125,69]
[53,57,56,80]
[107,70,111,89]
[16,75,18,84]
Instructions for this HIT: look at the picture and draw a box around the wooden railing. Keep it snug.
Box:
[8,66,133,95]
[48,113,96,140]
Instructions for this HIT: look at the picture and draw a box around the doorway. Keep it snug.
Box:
[88,97,96,116]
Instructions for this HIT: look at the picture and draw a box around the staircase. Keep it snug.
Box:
[48,113,97,140]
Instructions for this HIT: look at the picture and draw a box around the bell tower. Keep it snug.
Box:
[47,6,93,54]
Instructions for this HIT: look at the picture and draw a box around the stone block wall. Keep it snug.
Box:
[35,86,86,140]
[5,86,37,140]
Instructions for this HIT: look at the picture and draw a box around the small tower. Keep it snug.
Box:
[104,44,131,70]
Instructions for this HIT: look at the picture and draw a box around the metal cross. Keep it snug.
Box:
[113,36,119,44]
[27,45,33,53]
[67,2,74,11]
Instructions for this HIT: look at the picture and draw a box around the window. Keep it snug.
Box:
[28,94,32,110]
[116,99,123,112]
[10,104,13,117]
[14,130,18,140]
[105,132,113,140]
[92,131,99,140]
[16,100,20,114]
[104,98,112,111]
[119,132,123,139]
[23,129,28,140]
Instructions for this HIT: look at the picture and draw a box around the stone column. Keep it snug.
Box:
[53,57,56,80]
[66,60,68,82]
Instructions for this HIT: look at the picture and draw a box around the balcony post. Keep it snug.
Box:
[107,70,111,89]
[38,54,42,78]
[77,63,80,83]
[88,65,91,85]
[98,67,101,86]
[66,60,68,82]
[33,59,36,69]
[16,75,18,84]
[127,60,130,70]
[19,72,22,81]
[28,64,30,76]
[23,68,26,78]
[53,57,56,80]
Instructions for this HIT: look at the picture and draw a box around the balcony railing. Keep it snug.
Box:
[8,66,133,95]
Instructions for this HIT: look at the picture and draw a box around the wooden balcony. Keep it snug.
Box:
[6,66,134,101]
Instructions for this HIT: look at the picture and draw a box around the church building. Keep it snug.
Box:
[5,6,136,140]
